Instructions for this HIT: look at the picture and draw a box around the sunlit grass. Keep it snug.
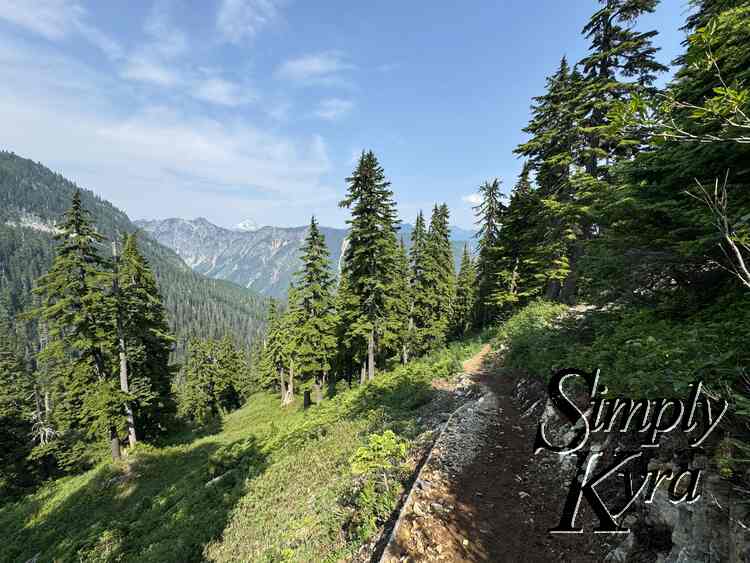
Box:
[0,337,483,562]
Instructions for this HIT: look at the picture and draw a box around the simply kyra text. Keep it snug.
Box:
[534,368,728,534]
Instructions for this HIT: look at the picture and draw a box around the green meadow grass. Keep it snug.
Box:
[0,338,483,562]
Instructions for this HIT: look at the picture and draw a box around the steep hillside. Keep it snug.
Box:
[0,151,267,355]
[136,218,474,297]
[0,339,483,562]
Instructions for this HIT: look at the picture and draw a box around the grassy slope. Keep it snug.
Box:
[1,339,483,563]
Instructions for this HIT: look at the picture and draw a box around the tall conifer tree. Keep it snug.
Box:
[32,191,124,463]
[293,217,338,398]
[339,151,400,381]
[117,233,175,441]
[452,244,477,337]
[473,179,506,326]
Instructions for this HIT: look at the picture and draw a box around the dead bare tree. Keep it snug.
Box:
[686,173,750,290]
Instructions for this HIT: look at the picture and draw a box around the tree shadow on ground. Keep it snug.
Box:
[1,435,267,563]
[157,416,224,447]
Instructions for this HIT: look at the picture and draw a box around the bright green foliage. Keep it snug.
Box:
[348,430,408,542]
[384,238,412,364]
[117,234,176,440]
[0,333,482,563]
[585,1,750,306]
[0,319,35,497]
[473,179,506,326]
[491,165,546,308]
[426,204,456,346]
[408,211,435,356]
[291,217,338,387]
[452,243,477,337]
[350,430,408,477]
[176,337,245,423]
[339,151,401,377]
[31,190,126,466]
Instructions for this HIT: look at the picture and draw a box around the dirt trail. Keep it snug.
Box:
[380,346,608,562]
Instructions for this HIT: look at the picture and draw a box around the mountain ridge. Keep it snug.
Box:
[0,150,268,355]
[136,217,475,297]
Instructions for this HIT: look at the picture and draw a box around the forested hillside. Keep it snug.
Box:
[1,0,749,561]
[0,151,268,357]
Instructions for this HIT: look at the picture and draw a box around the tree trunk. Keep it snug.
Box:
[279,367,286,401]
[282,362,294,406]
[113,241,137,448]
[119,337,137,448]
[367,330,375,382]
[110,426,121,461]
[303,390,312,409]
[545,281,560,301]
[313,375,323,405]
[360,361,367,385]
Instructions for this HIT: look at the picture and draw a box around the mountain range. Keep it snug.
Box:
[0,151,268,355]
[135,218,476,297]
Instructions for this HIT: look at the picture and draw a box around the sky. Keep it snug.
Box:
[0,0,692,230]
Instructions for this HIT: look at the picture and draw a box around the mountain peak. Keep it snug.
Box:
[235,218,260,232]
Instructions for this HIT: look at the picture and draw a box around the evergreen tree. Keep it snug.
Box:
[473,179,506,326]
[387,238,413,364]
[177,337,243,423]
[117,234,176,441]
[31,190,125,463]
[452,244,477,337]
[425,203,455,347]
[514,58,588,302]
[293,217,338,400]
[492,164,549,307]
[586,0,750,305]
[578,0,668,176]
[409,211,435,356]
[338,151,400,381]
[0,317,35,496]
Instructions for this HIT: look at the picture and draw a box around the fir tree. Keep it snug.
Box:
[0,317,35,496]
[452,244,477,337]
[293,217,338,401]
[578,0,668,176]
[31,190,125,463]
[117,233,176,441]
[177,337,243,423]
[339,151,400,381]
[473,179,506,326]
[387,238,413,364]
[409,211,435,356]
[425,203,455,347]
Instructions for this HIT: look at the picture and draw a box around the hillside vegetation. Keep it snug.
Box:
[0,339,481,562]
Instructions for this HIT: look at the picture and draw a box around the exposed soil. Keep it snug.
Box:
[380,348,611,562]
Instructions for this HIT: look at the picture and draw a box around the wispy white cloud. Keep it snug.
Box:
[119,4,187,87]
[275,51,354,85]
[192,76,257,106]
[121,57,181,86]
[0,0,122,58]
[143,4,187,59]
[314,98,354,120]
[217,0,278,44]
[0,35,334,226]
[461,193,482,205]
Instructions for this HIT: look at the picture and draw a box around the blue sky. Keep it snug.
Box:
[0,1,690,229]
